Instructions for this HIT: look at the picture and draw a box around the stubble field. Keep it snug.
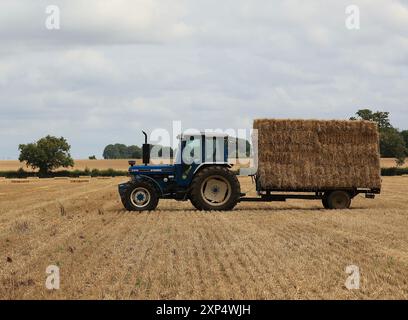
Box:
[0,176,408,299]
[0,158,406,172]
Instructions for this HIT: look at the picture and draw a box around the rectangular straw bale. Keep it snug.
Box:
[253,119,381,190]
[70,179,90,183]
[11,179,30,184]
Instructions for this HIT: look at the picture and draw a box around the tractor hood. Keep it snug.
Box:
[129,164,175,174]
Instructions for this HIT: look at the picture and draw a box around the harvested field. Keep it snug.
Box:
[0,158,405,172]
[381,158,408,168]
[0,159,165,172]
[0,176,407,299]
[0,160,135,172]
[10,179,31,184]
[70,179,90,183]
[254,119,381,190]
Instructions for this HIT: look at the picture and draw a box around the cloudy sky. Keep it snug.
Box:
[0,0,407,159]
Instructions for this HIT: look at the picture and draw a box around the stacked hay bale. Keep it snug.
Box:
[253,119,381,190]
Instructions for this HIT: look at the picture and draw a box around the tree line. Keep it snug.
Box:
[350,109,408,166]
[102,138,251,160]
[14,109,407,174]
[102,144,174,159]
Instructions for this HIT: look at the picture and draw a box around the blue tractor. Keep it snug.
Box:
[117,129,380,211]
[118,131,241,211]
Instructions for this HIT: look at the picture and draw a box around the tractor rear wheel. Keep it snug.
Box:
[124,181,159,211]
[326,191,351,209]
[190,166,240,211]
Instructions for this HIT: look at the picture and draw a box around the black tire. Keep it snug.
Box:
[190,192,204,210]
[327,191,351,209]
[322,194,330,209]
[124,181,159,211]
[190,166,240,211]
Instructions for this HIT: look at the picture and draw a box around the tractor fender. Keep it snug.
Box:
[192,162,232,176]
[133,175,164,197]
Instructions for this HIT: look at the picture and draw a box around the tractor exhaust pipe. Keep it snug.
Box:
[142,131,151,166]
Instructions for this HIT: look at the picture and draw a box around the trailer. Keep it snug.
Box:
[239,185,380,209]
[118,119,381,211]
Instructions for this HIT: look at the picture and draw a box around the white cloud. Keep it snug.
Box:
[0,0,407,158]
[0,0,193,47]
[62,0,194,43]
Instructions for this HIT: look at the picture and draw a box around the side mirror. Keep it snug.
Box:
[128,160,136,166]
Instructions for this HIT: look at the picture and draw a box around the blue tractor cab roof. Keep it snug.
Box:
[177,131,229,140]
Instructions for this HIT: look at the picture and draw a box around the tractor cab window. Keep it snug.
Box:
[205,137,225,163]
[182,136,202,165]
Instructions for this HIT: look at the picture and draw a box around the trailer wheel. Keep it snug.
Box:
[190,166,240,211]
[124,181,159,211]
[322,194,330,209]
[327,191,351,209]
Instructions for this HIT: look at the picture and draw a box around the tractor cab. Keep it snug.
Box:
[174,132,229,185]
[118,131,240,211]
[128,131,229,184]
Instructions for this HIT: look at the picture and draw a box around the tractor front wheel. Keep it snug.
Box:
[124,181,159,211]
[190,166,240,211]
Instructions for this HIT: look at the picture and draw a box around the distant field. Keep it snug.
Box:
[380,158,407,168]
[0,159,144,172]
[0,158,406,172]
[1,176,408,299]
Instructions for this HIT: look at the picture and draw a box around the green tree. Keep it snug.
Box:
[401,130,408,152]
[89,155,97,160]
[103,144,142,159]
[103,144,117,159]
[103,144,125,159]
[351,109,406,166]
[127,145,142,159]
[380,128,407,166]
[115,144,128,158]
[19,135,74,175]
[350,108,392,129]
